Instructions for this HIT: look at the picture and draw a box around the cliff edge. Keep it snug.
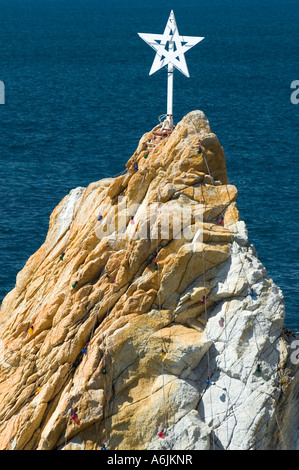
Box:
[0,111,298,450]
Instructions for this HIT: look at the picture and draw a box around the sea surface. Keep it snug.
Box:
[0,0,298,332]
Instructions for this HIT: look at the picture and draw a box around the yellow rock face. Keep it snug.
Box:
[0,111,241,450]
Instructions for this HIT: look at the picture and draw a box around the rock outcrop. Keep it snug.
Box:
[0,111,298,450]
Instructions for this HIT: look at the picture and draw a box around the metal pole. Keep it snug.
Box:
[166,39,174,129]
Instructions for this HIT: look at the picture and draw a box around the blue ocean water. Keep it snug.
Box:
[0,0,298,331]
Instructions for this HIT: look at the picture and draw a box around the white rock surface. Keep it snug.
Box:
[148,219,299,450]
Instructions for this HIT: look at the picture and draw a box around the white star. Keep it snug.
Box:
[138,10,204,78]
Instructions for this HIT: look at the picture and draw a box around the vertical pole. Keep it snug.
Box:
[167,64,173,128]
[166,38,174,129]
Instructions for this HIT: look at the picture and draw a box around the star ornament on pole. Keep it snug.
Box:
[138,10,204,129]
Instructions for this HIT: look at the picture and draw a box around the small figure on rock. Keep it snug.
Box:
[81,342,90,355]
[248,285,257,300]
[102,438,108,450]
[158,425,167,439]
[255,360,262,374]
[28,325,34,336]
[35,378,41,394]
[70,408,80,425]
[102,360,107,375]
[206,370,213,386]
[161,348,166,362]
[218,215,224,226]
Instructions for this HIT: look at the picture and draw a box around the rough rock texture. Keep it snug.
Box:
[0,111,298,450]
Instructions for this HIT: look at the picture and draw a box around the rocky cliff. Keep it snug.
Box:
[0,111,298,450]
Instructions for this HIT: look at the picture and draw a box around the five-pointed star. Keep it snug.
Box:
[138,10,204,77]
